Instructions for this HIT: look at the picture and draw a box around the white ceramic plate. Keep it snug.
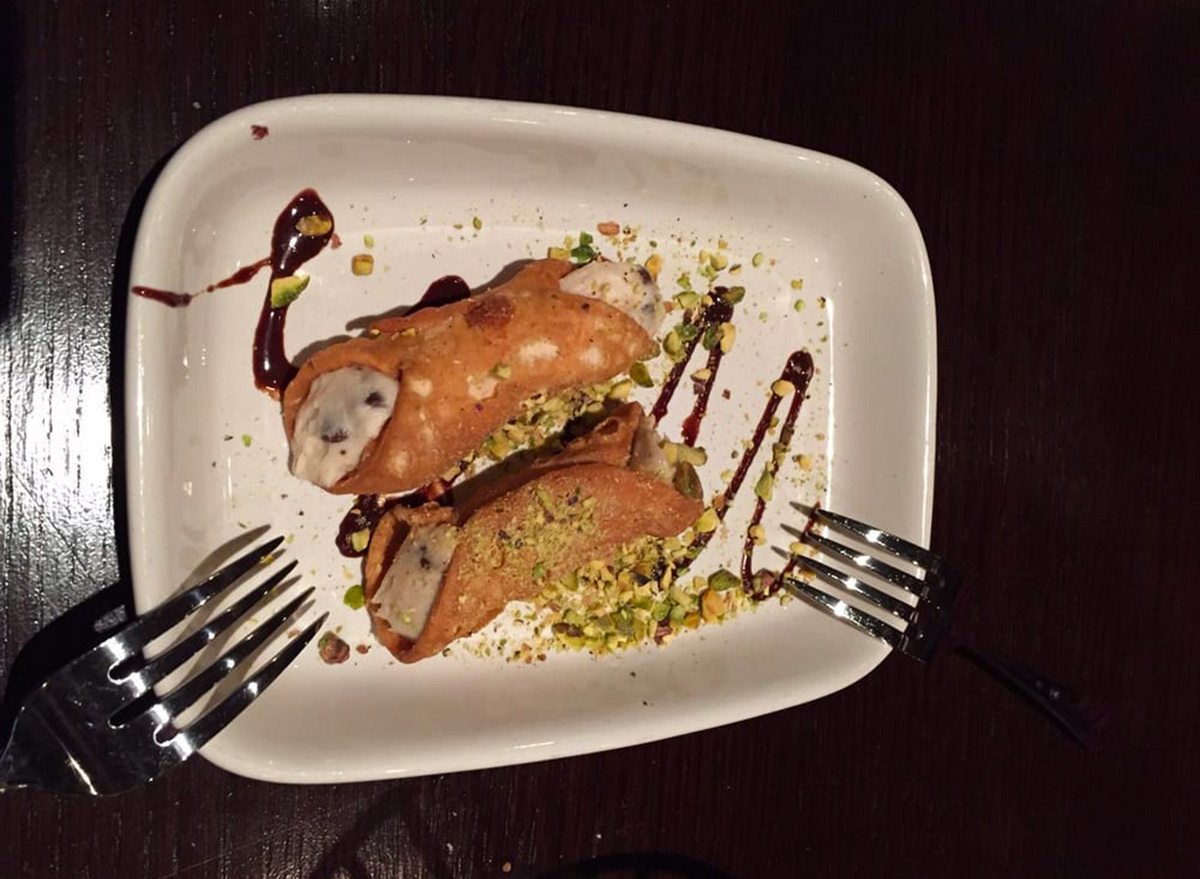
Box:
[126,95,935,783]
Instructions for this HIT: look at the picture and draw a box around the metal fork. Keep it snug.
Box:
[0,536,327,795]
[783,506,1105,746]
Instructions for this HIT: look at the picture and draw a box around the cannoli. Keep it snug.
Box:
[283,258,663,494]
[363,403,702,662]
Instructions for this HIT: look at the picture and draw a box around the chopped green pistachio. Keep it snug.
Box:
[629,361,654,387]
[701,324,722,351]
[708,569,741,591]
[772,379,796,397]
[570,230,597,263]
[698,263,718,282]
[691,367,712,382]
[677,444,707,466]
[350,528,371,552]
[241,434,252,447]
[453,223,463,230]
[363,233,375,248]
[729,264,743,275]
[718,237,729,249]
[674,291,700,310]
[695,507,720,533]
[676,272,693,291]
[343,585,365,610]
[751,251,765,267]
[749,524,767,545]
[269,274,310,308]
[754,470,775,501]
[790,278,804,290]
[295,214,333,236]
[709,252,729,270]
[608,379,633,401]
[719,323,737,354]
[722,286,746,304]
[649,239,658,248]
[472,216,483,230]
[532,561,547,580]
[351,253,374,276]
[663,329,684,358]
[548,246,571,260]
[673,462,703,499]
[490,363,512,379]
[675,323,699,342]
[794,299,806,312]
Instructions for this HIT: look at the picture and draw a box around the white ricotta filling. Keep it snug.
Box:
[559,261,664,335]
[291,366,400,488]
[373,523,460,641]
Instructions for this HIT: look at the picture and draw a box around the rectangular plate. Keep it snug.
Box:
[126,95,935,783]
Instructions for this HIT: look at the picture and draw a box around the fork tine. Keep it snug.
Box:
[132,561,299,688]
[798,506,938,568]
[802,531,929,597]
[172,612,328,754]
[792,556,916,621]
[783,575,904,650]
[155,586,314,721]
[119,535,286,654]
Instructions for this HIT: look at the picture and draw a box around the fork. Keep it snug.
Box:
[0,536,326,795]
[782,506,1105,746]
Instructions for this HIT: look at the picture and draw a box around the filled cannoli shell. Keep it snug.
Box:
[283,259,656,495]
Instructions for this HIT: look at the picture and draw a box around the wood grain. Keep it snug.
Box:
[2,1,1197,877]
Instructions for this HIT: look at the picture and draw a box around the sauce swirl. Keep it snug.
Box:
[253,188,335,396]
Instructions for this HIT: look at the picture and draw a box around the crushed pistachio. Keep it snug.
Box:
[644,253,664,280]
[548,246,571,260]
[675,291,700,311]
[771,379,795,397]
[691,367,712,382]
[721,286,746,304]
[717,237,729,249]
[343,584,365,610]
[695,508,720,533]
[794,299,806,312]
[295,214,333,236]
[609,379,633,400]
[490,363,513,380]
[269,274,310,308]
[676,272,693,291]
[719,323,737,354]
[472,216,483,230]
[790,278,804,290]
[363,233,375,248]
[629,362,654,387]
[241,434,252,447]
[754,470,775,501]
[708,569,740,591]
[751,251,765,267]
[351,253,374,276]
[709,252,729,270]
[663,329,684,359]
[350,528,371,552]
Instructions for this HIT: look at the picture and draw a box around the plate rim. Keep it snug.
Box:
[125,93,936,783]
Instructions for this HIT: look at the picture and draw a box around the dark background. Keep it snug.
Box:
[2,1,1197,877]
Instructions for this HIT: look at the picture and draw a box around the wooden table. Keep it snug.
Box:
[3,2,1196,876]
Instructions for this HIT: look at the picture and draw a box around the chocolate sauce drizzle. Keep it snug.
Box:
[335,479,454,557]
[409,275,470,314]
[650,294,734,443]
[253,188,335,395]
[131,257,271,308]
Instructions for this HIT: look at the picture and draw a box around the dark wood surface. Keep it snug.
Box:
[2,1,1197,877]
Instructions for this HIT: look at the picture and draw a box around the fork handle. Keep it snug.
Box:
[955,644,1107,747]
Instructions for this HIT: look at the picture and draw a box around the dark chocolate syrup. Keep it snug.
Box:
[335,479,454,557]
[738,351,815,594]
[681,350,814,595]
[680,300,733,445]
[651,293,734,430]
[253,188,335,396]
[409,275,470,315]
[131,257,271,308]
